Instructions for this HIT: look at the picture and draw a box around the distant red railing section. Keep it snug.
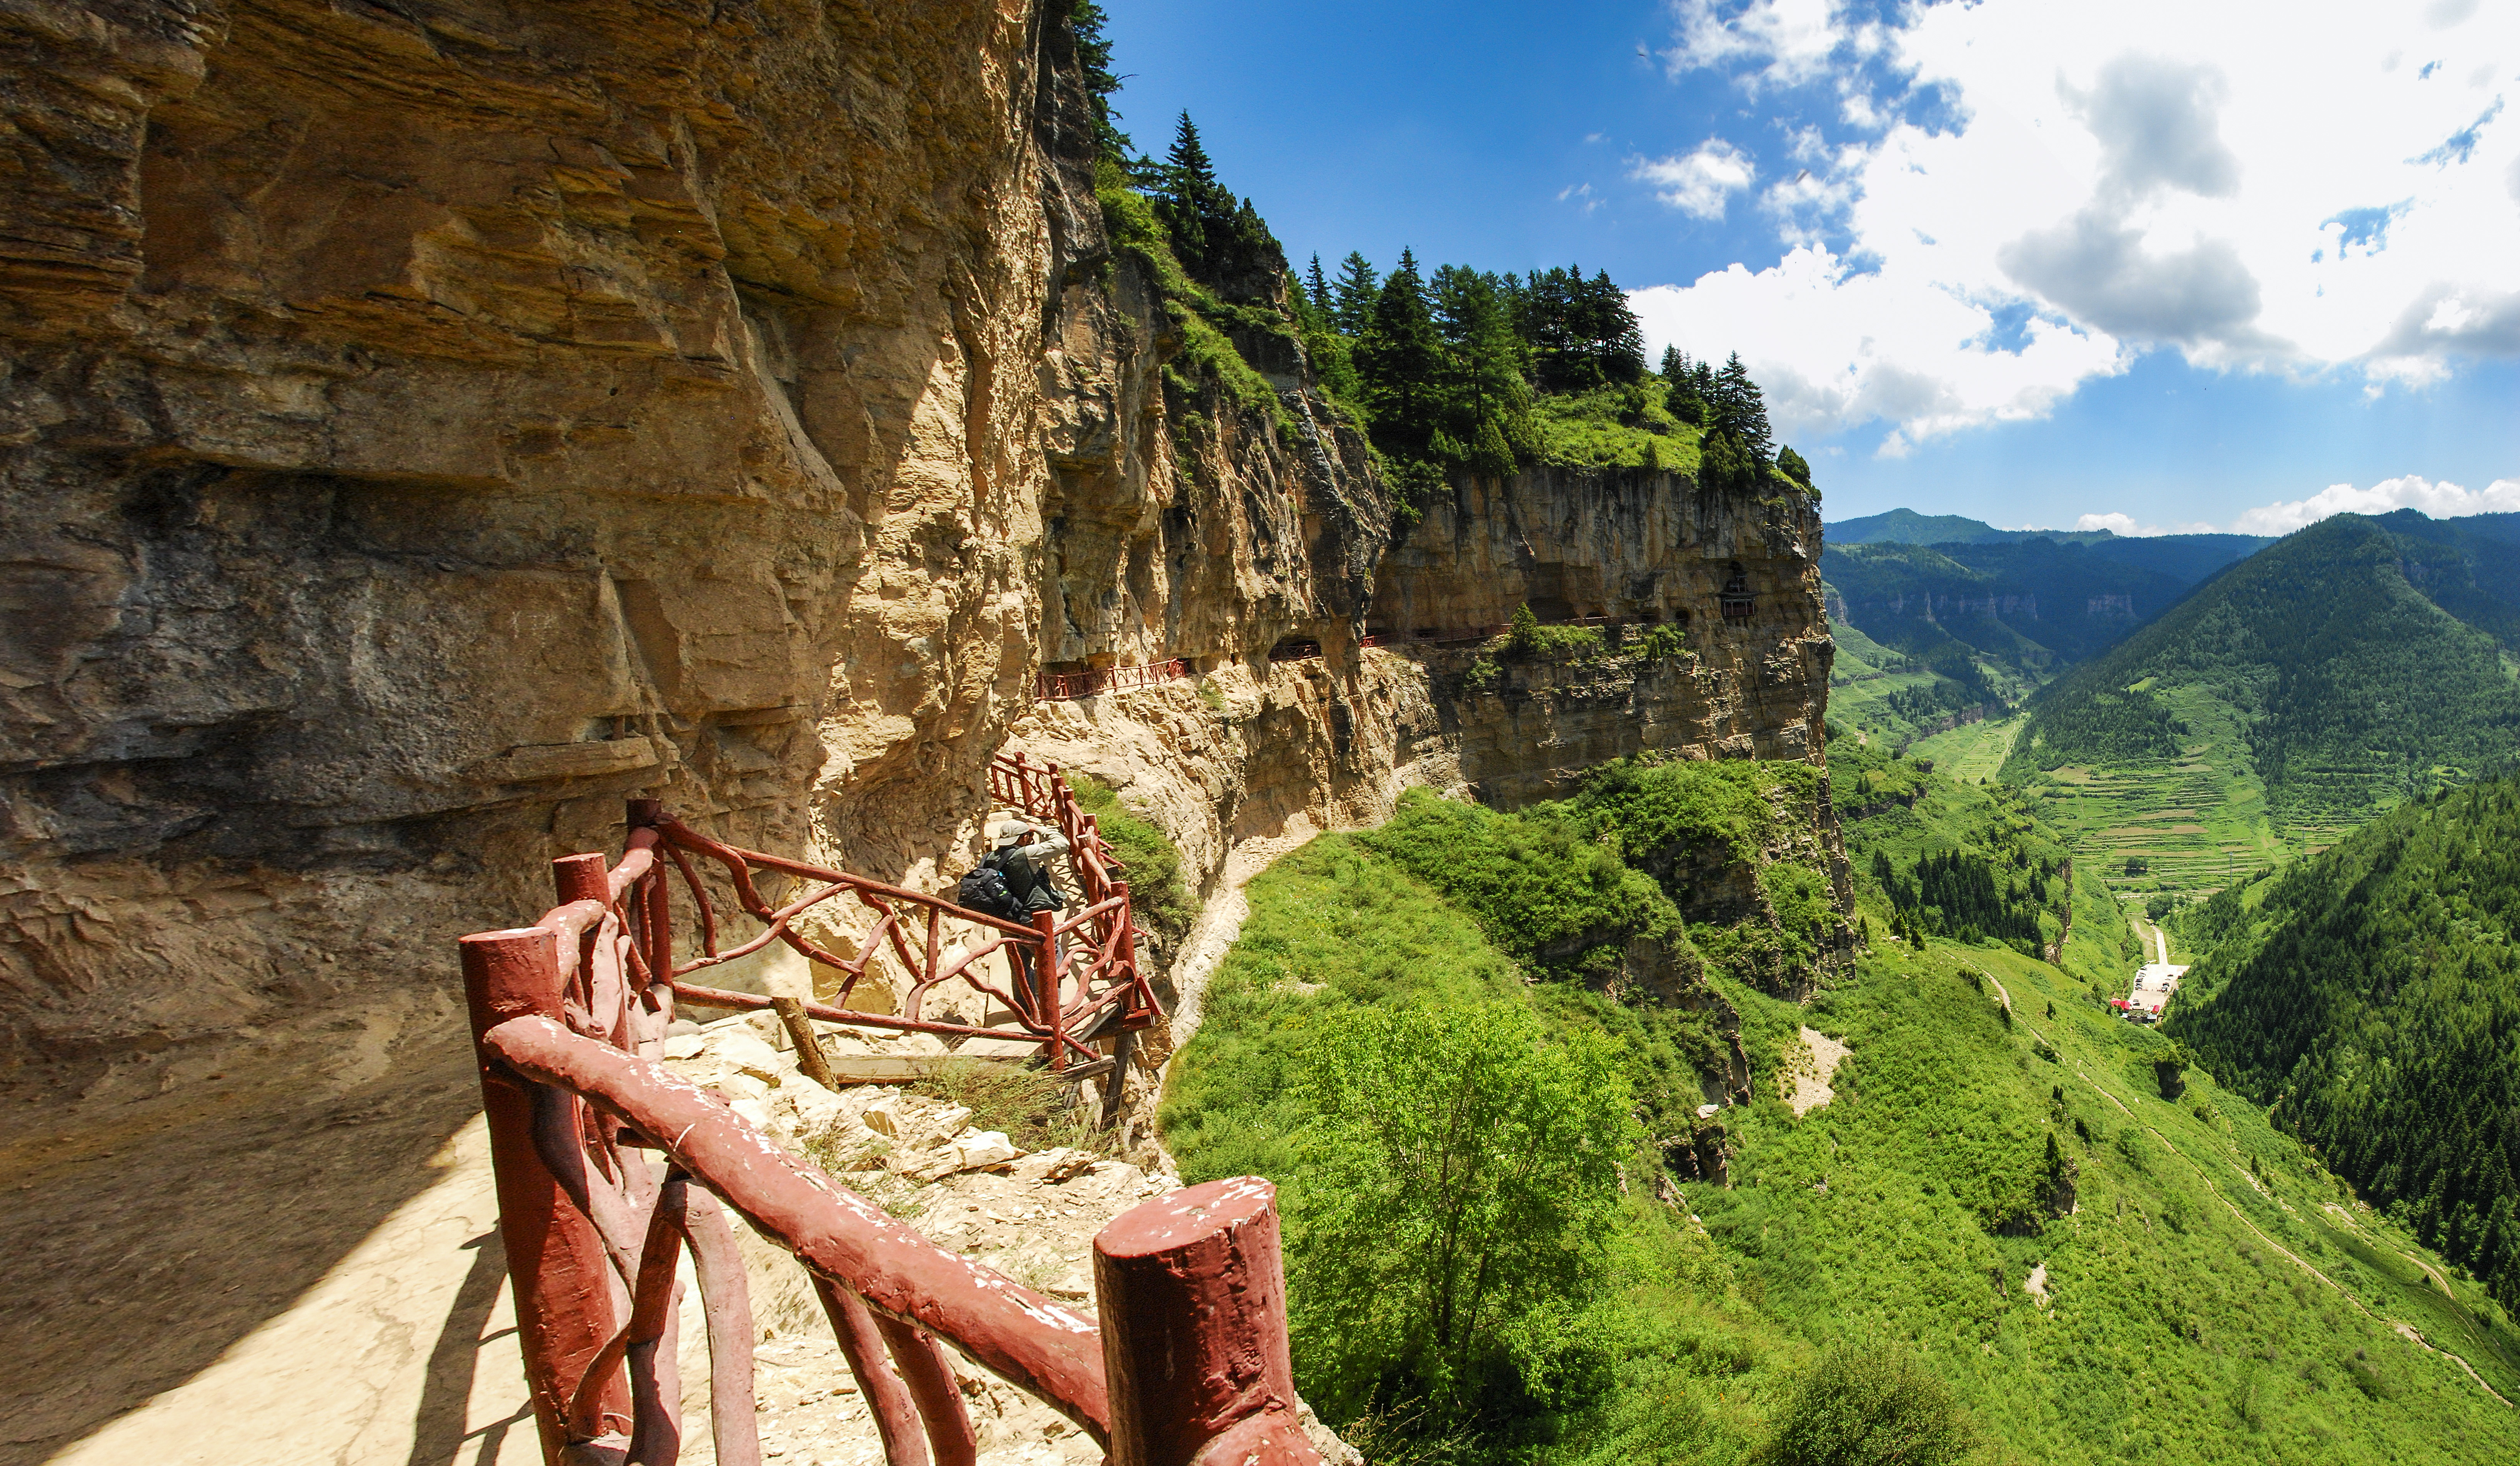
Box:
[458,755,1322,1466]
[1035,659,1193,701]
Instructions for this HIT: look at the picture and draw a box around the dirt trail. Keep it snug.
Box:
[0,996,539,1466]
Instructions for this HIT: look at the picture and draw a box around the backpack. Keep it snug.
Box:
[957,855,1018,919]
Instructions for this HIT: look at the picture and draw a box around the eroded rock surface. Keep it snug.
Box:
[0,1,1837,1071]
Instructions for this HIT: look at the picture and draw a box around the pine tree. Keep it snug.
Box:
[1712,353,1774,466]
[1662,345,1708,425]
[1161,112,1219,206]
[1331,252,1380,335]
[1307,253,1332,316]
[1065,2,1130,161]
[1586,270,1649,384]
[1152,113,1283,291]
[1431,265,1536,478]
[1777,445,1813,491]
[1512,264,1649,392]
[1355,248,1446,464]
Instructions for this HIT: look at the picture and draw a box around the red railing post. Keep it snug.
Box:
[1034,909,1064,1071]
[629,799,671,988]
[1094,1179,1321,1466]
[460,926,634,1460]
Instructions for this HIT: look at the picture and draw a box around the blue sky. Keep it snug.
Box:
[1100,0,2520,535]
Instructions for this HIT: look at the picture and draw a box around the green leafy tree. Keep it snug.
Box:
[1777,444,1814,490]
[1756,1345,1976,1466]
[1289,1001,1639,1418]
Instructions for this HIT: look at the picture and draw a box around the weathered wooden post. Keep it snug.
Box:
[1101,880,1136,1131]
[460,925,634,1459]
[1094,1178,1322,1466]
[1033,909,1065,1071]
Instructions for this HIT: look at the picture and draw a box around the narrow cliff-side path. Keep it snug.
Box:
[0,996,539,1466]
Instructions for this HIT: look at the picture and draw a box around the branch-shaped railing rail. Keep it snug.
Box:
[641,752,1158,1076]
[459,766,1321,1466]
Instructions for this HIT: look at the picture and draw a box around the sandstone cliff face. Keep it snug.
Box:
[1,0,1088,1061]
[0,1,1838,1067]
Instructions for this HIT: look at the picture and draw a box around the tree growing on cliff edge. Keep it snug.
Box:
[1331,251,1381,335]
[1431,265,1539,479]
[1508,265,1650,392]
[1709,352,1775,465]
[1355,249,1447,468]
[1065,2,1130,160]
[1153,112,1282,287]
[1288,1001,1637,1425]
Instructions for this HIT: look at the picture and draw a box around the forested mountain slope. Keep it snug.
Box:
[2001,512,2520,884]
[1821,527,2268,747]
[1826,539,2197,673]
[2169,776,2520,1314]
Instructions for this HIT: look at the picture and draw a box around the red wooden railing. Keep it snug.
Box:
[458,755,1322,1466]
[1035,659,1193,701]
[644,752,1157,1073]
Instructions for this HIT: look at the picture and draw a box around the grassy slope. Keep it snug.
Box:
[1163,758,2520,1461]
[1694,760,2520,1463]
[1908,715,2027,786]
[1705,929,2520,1464]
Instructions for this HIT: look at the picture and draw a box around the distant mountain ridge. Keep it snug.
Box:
[1826,507,2106,546]
[2004,510,2520,870]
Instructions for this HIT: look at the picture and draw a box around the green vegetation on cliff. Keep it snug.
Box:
[2169,775,2520,1313]
[1166,746,2520,1462]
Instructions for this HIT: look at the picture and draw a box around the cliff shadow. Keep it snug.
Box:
[0,991,504,1465]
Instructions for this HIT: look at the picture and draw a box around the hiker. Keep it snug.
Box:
[956,816,1071,1011]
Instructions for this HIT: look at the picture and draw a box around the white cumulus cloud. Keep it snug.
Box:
[1633,140,1758,219]
[2226,475,2520,535]
[2071,512,2217,537]
[1635,0,2520,449]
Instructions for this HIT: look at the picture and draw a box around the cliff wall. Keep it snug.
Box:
[0,1,1835,1067]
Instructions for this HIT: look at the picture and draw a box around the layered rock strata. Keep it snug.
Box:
[0,1,1836,1069]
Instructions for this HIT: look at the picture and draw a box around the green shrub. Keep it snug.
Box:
[1069,773,1197,950]
[1638,622,1689,660]
[1755,1345,1976,1466]
[1357,788,1681,983]
[1292,1001,1639,1421]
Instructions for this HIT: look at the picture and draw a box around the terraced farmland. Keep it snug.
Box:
[2008,685,2379,894]
[1909,713,2023,783]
